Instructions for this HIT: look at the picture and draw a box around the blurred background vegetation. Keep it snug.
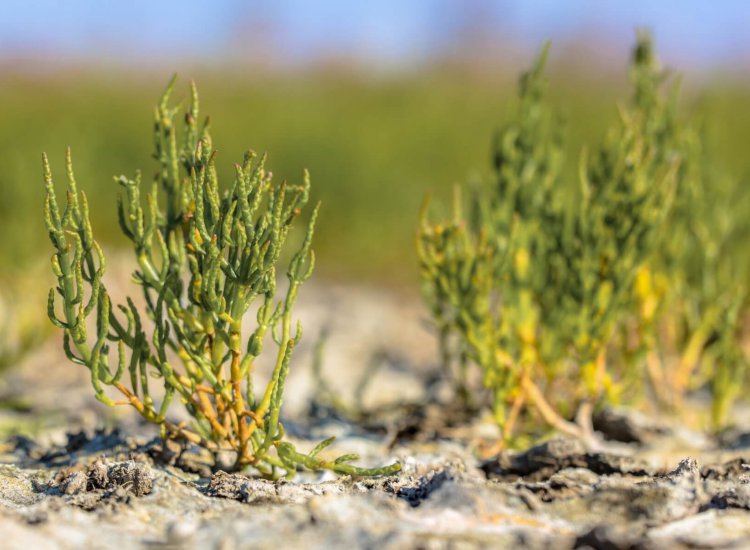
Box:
[1,1,749,290]
[5,70,750,289]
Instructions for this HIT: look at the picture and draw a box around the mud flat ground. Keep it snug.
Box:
[2,280,750,549]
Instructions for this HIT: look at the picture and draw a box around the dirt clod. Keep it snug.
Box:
[205,471,281,503]
[105,461,153,497]
[482,438,654,481]
[60,471,87,495]
[51,459,153,498]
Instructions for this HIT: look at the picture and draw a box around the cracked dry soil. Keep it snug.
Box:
[2,281,750,549]
[4,428,750,549]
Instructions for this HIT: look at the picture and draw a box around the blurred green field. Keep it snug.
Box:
[2,64,749,287]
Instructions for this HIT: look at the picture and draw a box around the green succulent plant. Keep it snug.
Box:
[417,34,734,444]
[44,76,400,478]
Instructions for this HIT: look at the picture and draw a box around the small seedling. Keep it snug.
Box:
[0,285,44,375]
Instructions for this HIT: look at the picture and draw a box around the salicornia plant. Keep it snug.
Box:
[550,33,681,410]
[418,34,689,445]
[638,124,749,427]
[418,43,568,441]
[44,77,400,477]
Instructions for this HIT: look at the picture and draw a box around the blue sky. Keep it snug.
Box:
[1,1,748,71]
